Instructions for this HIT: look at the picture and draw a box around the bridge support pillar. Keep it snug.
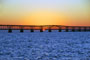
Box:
[59,27,61,32]
[65,27,69,32]
[78,27,81,32]
[31,29,34,32]
[40,29,43,32]
[40,27,43,32]
[8,29,12,33]
[48,29,52,32]
[72,27,75,32]
[59,29,61,32]
[20,29,24,33]
[48,27,52,32]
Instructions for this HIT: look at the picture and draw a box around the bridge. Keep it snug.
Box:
[0,25,90,33]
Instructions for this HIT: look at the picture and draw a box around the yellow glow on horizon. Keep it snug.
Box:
[22,11,68,25]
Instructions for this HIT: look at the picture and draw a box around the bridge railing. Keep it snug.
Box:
[0,25,90,33]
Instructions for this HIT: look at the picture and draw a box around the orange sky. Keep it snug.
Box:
[0,0,90,26]
[21,11,67,25]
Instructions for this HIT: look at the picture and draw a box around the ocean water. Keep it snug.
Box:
[0,30,90,60]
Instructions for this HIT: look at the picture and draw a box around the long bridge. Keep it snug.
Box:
[0,25,90,33]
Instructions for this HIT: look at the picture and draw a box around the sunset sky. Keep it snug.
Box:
[0,0,90,26]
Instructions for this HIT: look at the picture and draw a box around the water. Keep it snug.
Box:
[0,30,90,60]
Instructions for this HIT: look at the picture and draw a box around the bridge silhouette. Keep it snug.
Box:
[0,25,90,33]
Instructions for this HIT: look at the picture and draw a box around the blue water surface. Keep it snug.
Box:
[0,30,90,60]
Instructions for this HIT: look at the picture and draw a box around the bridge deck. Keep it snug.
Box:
[0,25,90,32]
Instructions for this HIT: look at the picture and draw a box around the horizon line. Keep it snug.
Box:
[0,24,90,27]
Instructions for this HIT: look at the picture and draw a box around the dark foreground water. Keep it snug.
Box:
[0,30,90,60]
